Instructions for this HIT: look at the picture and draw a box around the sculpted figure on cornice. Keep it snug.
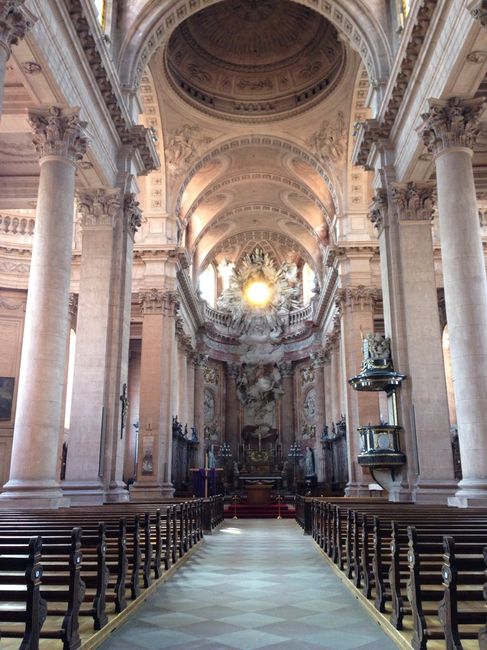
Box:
[307,111,346,164]
[368,189,388,232]
[420,97,485,155]
[124,193,143,239]
[471,1,487,28]
[28,106,88,163]
[0,0,33,53]
[166,124,212,176]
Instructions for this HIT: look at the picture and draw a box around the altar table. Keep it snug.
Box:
[245,483,273,505]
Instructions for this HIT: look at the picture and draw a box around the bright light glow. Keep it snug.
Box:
[221,527,242,535]
[244,280,271,307]
[199,264,216,307]
[302,262,315,305]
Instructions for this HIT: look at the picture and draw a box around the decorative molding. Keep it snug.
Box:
[0,295,25,310]
[21,60,41,74]
[77,188,120,228]
[471,0,487,28]
[335,285,380,311]
[28,106,88,163]
[195,352,209,369]
[0,0,34,55]
[390,182,435,222]
[310,349,326,368]
[420,97,485,155]
[279,360,293,377]
[139,288,179,315]
[0,213,34,236]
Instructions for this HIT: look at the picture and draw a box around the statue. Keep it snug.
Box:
[304,446,315,476]
[207,446,217,469]
[191,426,198,442]
[233,460,240,476]
[184,424,188,439]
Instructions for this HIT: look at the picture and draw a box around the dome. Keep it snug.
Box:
[165,0,345,120]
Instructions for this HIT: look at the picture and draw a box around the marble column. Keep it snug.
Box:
[0,106,87,508]
[124,342,141,483]
[338,286,380,497]
[104,194,142,502]
[225,363,239,457]
[310,351,326,483]
[0,1,32,117]
[63,189,121,504]
[390,183,456,502]
[420,97,487,506]
[279,361,294,454]
[186,354,195,432]
[194,354,207,468]
[130,289,178,500]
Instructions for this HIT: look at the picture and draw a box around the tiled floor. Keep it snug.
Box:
[100,519,398,650]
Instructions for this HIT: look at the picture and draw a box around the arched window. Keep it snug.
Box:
[302,263,315,305]
[93,0,105,28]
[64,328,76,430]
[199,264,216,307]
[442,325,457,428]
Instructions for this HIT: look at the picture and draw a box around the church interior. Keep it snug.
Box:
[2,0,487,648]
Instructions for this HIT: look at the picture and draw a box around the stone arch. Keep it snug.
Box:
[175,135,342,221]
[191,204,322,256]
[118,0,392,104]
[199,229,316,273]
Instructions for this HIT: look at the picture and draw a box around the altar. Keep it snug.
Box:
[244,483,273,505]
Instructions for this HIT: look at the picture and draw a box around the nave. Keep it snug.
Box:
[100,519,396,650]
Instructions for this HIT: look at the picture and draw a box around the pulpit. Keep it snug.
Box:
[245,483,273,504]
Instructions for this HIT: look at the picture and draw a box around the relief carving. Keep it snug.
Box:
[166,124,212,176]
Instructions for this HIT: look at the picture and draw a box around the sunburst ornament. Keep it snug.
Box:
[216,248,302,336]
[244,280,272,307]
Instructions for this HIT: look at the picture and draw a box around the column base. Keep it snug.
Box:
[0,479,70,509]
[129,481,175,501]
[62,480,105,505]
[344,482,371,497]
[413,478,458,504]
[105,481,130,503]
[448,478,487,507]
[387,485,414,503]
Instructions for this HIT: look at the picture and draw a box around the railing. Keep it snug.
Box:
[203,302,313,328]
[0,214,35,236]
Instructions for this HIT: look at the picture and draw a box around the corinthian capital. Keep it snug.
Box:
[77,188,120,228]
[29,106,88,163]
[420,97,485,155]
[368,189,388,233]
[0,1,33,55]
[139,288,179,315]
[391,182,435,222]
[124,193,142,239]
[336,285,380,311]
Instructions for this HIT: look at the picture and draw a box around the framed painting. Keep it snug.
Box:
[0,377,15,421]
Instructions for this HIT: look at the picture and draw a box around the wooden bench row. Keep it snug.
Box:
[308,499,487,650]
[0,496,224,649]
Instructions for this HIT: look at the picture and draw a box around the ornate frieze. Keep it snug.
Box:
[139,288,179,316]
[335,285,380,311]
[420,97,485,155]
[368,189,388,232]
[28,106,88,163]
[77,188,120,228]
[0,0,33,55]
[124,193,142,239]
[391,182,435,222]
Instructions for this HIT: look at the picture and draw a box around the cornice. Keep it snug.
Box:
[353,0,437,168]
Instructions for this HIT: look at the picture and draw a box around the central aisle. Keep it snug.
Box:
[100,519,397,650]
